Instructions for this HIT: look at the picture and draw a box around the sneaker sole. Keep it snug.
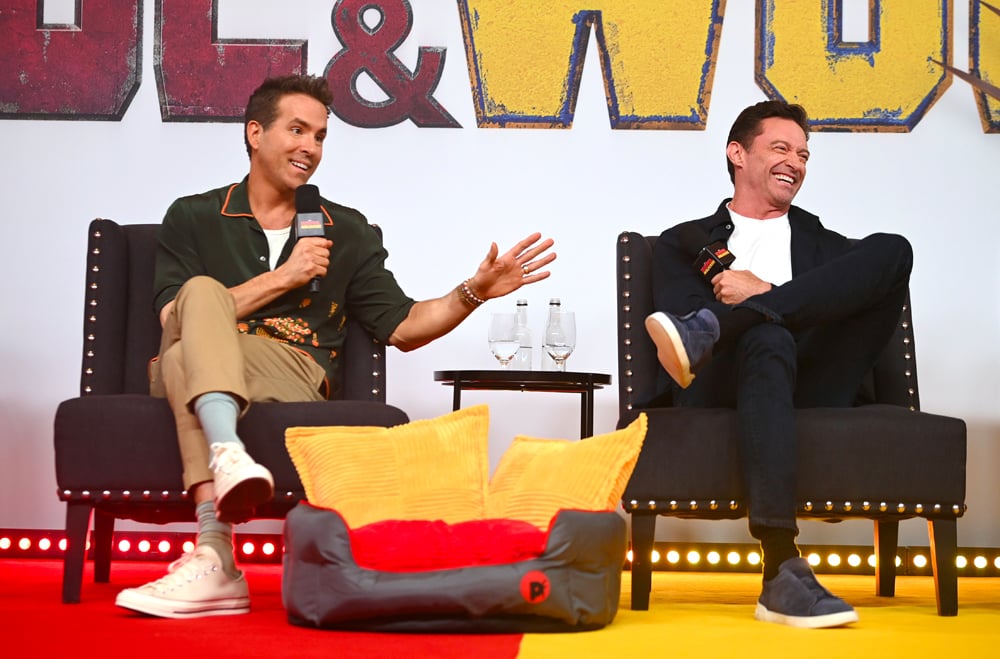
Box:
[754,602,859,629]
[215,465,274,524]
[115,590,250,619]
[645,312,695,389]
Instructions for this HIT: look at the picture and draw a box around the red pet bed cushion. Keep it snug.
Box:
[349,517,549,571]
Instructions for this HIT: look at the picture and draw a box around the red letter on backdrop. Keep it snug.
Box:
[155,0,307,121]
[0,0,141,120]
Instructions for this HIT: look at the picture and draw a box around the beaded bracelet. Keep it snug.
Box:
[457,279,486,307]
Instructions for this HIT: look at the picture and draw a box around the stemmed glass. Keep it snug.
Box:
[544,310,576,372]
[488,313,520,369]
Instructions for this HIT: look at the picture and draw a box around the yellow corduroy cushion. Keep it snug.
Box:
[285,405,490,528]
[487,413,647,529]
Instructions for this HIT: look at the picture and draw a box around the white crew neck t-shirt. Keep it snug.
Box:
[726,206,793,286]
[262,227,291,271]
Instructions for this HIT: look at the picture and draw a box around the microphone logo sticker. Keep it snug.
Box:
[299,217,323,232]
[520,570,551,604]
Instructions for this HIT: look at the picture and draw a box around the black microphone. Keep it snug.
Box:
[294,184,325,293]
[677,223,735,282]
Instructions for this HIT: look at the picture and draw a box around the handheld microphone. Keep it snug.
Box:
[678,224,735,282]
[294,184,325,293]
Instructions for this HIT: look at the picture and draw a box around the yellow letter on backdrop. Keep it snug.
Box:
[457,0,725,129]
[971,0,1000,132]
[756,0,952,132]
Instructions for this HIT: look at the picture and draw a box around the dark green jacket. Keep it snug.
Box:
[154,177,415,397]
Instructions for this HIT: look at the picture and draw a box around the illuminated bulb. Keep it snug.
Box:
[158,540,171,553]
[868,554,877,568]
[58,538,68,551]
[241,541,256,556]
[847,554,862,567]
[727,551,741,566]
[895,556,902,568]
[913,554,928,569]
[956,555,968,569]
[138,540,151,553]
[827,553,841,567]
[38,538,52,551]
[626,549,634,563]
[686,550,701,565]
[666,550,680,564]
[707,551,721,565]
[117,539,131,553]
[182,540,195,553]
[262,542,276,556]
[18,538,31,551]
[994,556,1000,570]
[974,556,988,569]
[747,551,761,566]
[650,549,661,563]
[0,537,11,550]
[807,553,821,567]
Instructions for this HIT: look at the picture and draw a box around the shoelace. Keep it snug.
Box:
[209,444,247,475]
[144,551,218,594]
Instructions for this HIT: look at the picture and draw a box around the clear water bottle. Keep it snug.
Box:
[541,298,560,371]
[513,299,532,370]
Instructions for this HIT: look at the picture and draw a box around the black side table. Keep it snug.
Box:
[433,370,612,439]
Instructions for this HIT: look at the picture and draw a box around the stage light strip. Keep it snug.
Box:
[0,529,282,564]
[2,529,999,576]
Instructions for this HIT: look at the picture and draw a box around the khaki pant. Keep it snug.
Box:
[150,276,326,489]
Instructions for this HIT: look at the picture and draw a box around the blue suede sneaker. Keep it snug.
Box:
[755,557,859,628]
[645,309,720,389]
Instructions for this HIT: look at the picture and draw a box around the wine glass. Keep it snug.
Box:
[488,313,520,369]
[544,310,576,372]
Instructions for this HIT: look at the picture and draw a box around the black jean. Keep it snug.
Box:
[674,232,913,537]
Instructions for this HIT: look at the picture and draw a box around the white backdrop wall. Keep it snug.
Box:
[1,1,998,549]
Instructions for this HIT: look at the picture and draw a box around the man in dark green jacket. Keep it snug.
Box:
[116,74,555,619]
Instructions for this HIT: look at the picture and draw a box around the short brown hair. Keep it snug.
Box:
[726,100,809,183]
[243,75,333,157]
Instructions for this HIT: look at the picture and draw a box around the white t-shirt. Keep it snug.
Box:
[262,227,291,271]
[726,206,792,286]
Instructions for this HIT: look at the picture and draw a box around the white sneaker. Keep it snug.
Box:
[210,442,274,524]
[115,546,250,618]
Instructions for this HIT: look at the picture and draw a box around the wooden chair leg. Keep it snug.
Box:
[93,508,115,583]
[62,503,92,604]
[874,519,899,597]
[929,518,959,616]
[629,513,657,611]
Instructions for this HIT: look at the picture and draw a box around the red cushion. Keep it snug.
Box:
[348,518,549,572]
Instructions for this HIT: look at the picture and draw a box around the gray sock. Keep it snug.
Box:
[193,392,244,449]
[195,500,239,579]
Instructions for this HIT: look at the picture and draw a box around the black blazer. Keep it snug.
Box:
[651,199,853,319]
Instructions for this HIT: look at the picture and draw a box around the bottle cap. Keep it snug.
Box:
[517,299,528,305]
[549,298,561,305]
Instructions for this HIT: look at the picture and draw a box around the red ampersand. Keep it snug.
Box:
[325,0,461,128]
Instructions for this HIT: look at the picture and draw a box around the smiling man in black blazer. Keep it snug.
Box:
[646,100,912,629]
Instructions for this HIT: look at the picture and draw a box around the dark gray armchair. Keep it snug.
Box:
[54,219,409,603]
[615,231,967,615]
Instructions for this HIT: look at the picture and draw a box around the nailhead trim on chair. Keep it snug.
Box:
[369,339,383,399]
[624,498,964,518]
[619,234,637,412]
[82,227,104,395]
[58,488,307,503]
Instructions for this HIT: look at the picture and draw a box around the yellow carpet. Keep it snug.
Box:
[520,572,1000,658]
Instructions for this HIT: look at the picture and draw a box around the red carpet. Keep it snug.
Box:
[1,559,523,658]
